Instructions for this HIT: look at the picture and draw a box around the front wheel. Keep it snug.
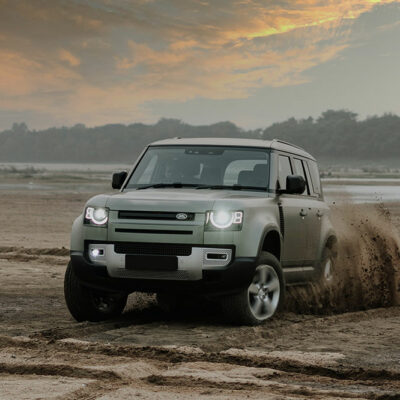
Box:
[64,262,128,322]
[220,252,285,325]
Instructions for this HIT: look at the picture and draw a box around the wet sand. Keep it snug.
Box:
[0,188,399,399]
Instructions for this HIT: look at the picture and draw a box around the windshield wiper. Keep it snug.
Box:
[137,183,204,190]
[196,185,267,191]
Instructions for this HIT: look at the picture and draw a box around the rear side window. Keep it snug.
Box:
[307,160,322,195]
[292,158,310,195]
[278,155,292,190]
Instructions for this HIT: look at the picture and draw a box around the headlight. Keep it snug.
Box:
[84,207,109,226]
[205,210,243,231]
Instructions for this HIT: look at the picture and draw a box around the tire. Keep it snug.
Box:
[64,262,128,322]
[220,252,285,326]
[318,247,336,286]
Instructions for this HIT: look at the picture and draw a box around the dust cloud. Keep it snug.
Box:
[286,203,400,314]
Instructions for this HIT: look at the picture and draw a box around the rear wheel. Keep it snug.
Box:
[220,252,285,325]
[64,262,127,322]
[318,247,336,286]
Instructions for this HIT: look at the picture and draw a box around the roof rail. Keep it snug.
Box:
[271,138,306,152]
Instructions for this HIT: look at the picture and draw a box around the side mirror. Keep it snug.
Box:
[112,171,128,189]
[279,175,306,195]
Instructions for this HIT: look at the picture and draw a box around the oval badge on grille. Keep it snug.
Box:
[176,213,188,220]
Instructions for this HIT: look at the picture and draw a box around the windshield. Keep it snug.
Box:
[125,145,270,191]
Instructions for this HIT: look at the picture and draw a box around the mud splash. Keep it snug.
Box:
[286,203,400,314]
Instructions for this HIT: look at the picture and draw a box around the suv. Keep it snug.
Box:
[65,138,337,325]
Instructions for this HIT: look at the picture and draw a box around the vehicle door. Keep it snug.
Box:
[277,154,308,270]
[292,157,319,269]
[304,160,327,264]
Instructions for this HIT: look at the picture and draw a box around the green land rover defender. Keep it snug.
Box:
[65,138,337,325]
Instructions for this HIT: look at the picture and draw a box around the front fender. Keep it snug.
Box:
[70,214,85,252]
[70,214,109,252]
[235,204,281,258]
[70,194,111,252]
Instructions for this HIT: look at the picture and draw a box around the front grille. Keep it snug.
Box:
[114,242,192,256]
[118,210,195,221]
[115,228,193,235]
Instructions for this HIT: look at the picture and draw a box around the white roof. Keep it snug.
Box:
[150,137,315,160]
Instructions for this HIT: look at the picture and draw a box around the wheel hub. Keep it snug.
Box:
[324,259,333,282]
[248,264,280,321]
[258,287,268,299]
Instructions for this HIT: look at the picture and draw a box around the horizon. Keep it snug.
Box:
[2,108,399,133]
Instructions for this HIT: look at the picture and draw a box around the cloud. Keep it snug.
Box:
[0,0,398,128]
[59,49,81,67]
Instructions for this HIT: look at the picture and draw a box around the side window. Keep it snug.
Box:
[307,160,322,195]
[293,158,310,195]
[278,155,292,190]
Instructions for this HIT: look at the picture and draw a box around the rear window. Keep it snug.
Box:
[292,158,310,195]
[307,160,321,195]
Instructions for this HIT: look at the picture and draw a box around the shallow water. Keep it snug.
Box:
[0,162,130,172]
[2,181,400,203]
[2,162,400,202]
[323,183,400,203]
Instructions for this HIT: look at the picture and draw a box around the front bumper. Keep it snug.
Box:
[70,244,257,295]
[87,243,234,280]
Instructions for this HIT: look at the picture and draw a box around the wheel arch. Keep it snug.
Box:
[320,231,338,260]
[258,227,282,261]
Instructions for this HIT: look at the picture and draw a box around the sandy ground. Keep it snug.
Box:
[0,188,400,399]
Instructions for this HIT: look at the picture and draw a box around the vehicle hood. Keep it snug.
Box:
[105,188,268,212]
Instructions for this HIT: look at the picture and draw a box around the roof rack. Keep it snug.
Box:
[271,139,306,152]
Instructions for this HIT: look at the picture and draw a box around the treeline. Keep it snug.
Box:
[262,110,400,161]
[0,110,399,163]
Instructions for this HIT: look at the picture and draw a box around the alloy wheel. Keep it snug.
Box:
[248,265,280,320]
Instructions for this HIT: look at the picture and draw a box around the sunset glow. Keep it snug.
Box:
[0,0,399,129]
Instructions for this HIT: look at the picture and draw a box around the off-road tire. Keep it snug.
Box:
[64,262,127,322]
[318,246,336,286]
[220,252,285,326]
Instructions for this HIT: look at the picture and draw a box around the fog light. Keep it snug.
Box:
[90,248,104,257]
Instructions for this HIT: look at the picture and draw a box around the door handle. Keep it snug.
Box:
[300,209,308,217]
[317,210,323,218]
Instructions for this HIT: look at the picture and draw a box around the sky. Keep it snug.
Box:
[0,0,399,130]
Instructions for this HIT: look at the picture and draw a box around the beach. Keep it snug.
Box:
[0,170,399,399]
